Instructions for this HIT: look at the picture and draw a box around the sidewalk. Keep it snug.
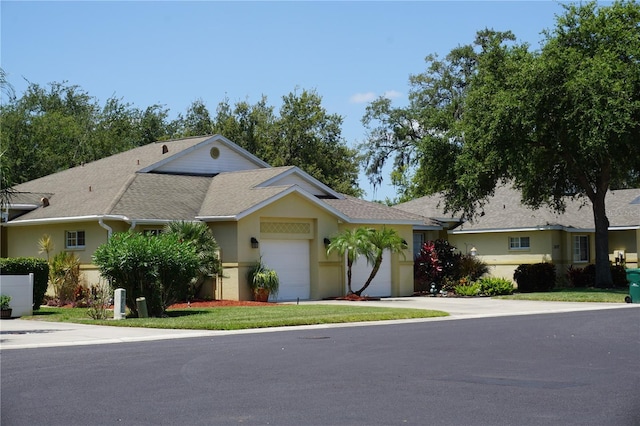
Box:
[1,298,637,350]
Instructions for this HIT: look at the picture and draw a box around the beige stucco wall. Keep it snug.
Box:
[224,192,347,301]
[609,229,639,268]
[446,228,640,283]
[5,220,129,291]
[449,230,561,281]
[206,193,417,301]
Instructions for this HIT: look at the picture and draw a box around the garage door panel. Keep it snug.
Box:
[261,240,310,301]
[349,251,391,297]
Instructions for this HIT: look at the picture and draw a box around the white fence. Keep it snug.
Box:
[0,274,34,317]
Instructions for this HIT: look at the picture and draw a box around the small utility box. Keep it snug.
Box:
[136,297,149,318]
[114,288,126,320]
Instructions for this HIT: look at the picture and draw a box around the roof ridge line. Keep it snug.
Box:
[105,174,138,215]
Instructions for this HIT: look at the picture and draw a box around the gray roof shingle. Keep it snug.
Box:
[394,185,640,232]
[12,136,212,221]
[9,136,427,226]
[323,195,440,225]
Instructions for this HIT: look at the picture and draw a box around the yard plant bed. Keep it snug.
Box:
[168,299,273,308]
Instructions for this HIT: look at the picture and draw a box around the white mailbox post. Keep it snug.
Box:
[114,288,126,320]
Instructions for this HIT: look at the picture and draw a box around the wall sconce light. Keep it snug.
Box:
[469,246,478,256]
[250,237,259,249]
[323,238,331,248]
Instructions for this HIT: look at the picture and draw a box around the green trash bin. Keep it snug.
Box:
[625,268,640,303]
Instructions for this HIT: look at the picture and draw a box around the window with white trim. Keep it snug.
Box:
[143,229,163,237]
[509,236,530,250]
[573,235,589,262]
[65,230,86,249]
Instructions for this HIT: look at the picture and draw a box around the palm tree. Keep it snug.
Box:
[37,234,54,263]
[164,221,221,298]
[326,227,374,294]
[354,226,407,296]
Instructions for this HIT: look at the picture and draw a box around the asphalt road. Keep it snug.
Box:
[1,308,639,426]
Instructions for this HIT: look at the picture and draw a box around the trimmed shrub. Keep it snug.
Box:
[567,265,592,288]
[568,264,630,289]
[513,263,556,293]
[458,255,490,281]
[0,257,49,310]
[478,277,515,296]
[93,231,199,317]
[611,265,629,289]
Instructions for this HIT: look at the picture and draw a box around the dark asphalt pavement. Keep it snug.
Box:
[2,308,639,425]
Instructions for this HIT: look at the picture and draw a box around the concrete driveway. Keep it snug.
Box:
[1,297,637,350]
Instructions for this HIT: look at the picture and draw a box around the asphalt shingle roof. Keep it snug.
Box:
[323,195,439,225]
[394,185,640,231]
[12,136,212,221]
[9,136,425,225]
[110,174,213,220]
[198,167,295,217]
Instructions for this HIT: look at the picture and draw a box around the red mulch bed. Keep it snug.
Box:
[171,295,382,307]
[323,294,381,301]
[47,300,273,309]
[168,300,273,309]
[50,296,380,310]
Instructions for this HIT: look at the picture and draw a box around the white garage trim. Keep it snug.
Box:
[260,240,310,301]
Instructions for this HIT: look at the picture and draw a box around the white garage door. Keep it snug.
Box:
[260,240,310,301]
[348,250,391,297]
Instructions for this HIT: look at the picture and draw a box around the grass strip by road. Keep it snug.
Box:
[497,288,628,303]
[27,305,448,330]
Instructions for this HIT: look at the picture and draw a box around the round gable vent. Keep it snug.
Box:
[210,147,220,159]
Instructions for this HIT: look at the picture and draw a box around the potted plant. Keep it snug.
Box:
[1,294,12,319]
[247,259,279,302]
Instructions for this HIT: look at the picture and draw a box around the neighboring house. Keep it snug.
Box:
[394,185,640,282]
[1,135,438,301]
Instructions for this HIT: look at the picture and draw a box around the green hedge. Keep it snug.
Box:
[0,257,49,310]
[567,264,629,289]
[513,263,556,293]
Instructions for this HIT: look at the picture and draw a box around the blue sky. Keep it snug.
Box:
[1,1,569,200]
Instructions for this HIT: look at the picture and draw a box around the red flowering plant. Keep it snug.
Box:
[414,241,443,292]
[414,239,468,292]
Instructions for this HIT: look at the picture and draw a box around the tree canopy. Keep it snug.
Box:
[0,81,176,188]
[209,89,363,196]
[0,80,362,197]
[360,0,640,287]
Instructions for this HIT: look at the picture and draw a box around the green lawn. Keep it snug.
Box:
[496,288,629,303]
[26,305,449,330]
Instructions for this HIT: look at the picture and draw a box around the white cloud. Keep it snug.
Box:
[349,92,377,104]
[383,90,402,99]
[349,90,403,104]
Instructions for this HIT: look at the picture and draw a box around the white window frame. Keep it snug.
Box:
[65,230,86,249]
[509,236,530,250]
[143,229,163,237]
[573,235,589,263]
